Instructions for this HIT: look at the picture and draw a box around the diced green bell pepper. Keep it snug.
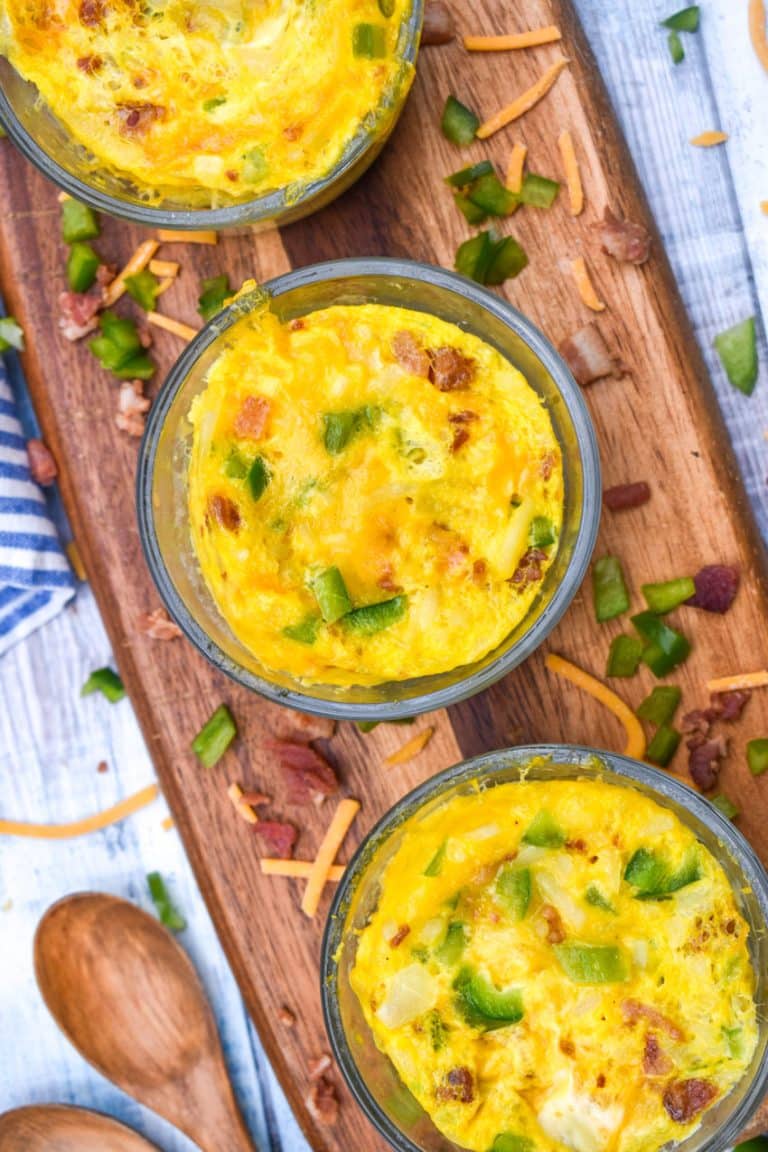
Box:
[522,809,565,848]
[426,1008,446,1050]
[592,556,630,622]
[492,1136,535,1152]
[343,595,408,635]
[441,95,479,145]
[224,449,248,479]
[468,172,519,217]
[606,634,643,678]
[519,172,560,208]
[322,406,378,455]
[624,846,699,899]
[191,704,237,768]
[147,871,186,932]
[714,317,758,396]
[242,146,268,183]
[528,516,556,548]
[246,455,270,502]
[0,317,24,352]
[352,22,387,57]
[496,866,531,920]
[310,566,352,623]
[424,840,447,877]
[378,0,395,15]
[646,724,681,767]
[437,921,467,964]
[61,198,100,244]
[455,967,524,1028]
[445,160,494,187]
[636,685,682,726]
[454,193,488,225]
[81,666,125,702]
[632,611,691,675]
[554,943,628,983]
[661,5,700,31]
[455,231,495,283]
[66,242,99,293]
[485,236,528,285]
[585,885,616,913]
[641,577,696,614]
[124,268,160,312]
[711,793,739,820]
[282,615,320,645]
[202,95,227,112]
[747,738,768,776]
[667,30,685,63]
[198,274,231,322]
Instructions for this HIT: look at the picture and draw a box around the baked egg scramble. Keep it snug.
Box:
[187,302,563,686]
[0,0,413,201]
[350,778,757,1152]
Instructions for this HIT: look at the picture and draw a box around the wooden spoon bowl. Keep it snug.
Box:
[0,1104,162,1151]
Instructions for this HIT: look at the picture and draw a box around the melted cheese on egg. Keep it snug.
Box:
[0,0,413,200]
[350,778,758,1152]
[187,302,563,686]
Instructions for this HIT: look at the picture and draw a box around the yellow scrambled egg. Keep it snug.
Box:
[0,0,412,200]
[351,778,757,1152]
[187,302,563,686]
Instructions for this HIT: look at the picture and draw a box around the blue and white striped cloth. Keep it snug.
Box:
[0,357,75,655]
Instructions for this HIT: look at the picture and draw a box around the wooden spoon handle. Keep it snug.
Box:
[180,1060,258,1152]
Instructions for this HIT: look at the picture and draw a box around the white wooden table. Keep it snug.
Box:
[1,3,766,1149]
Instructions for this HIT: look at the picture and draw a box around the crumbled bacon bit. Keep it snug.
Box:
[644,1033,673,1076]
[710,690,750,723]
[77,54,103,74]
[58,290,101,341]
[97,760,109,774]
[559,1037,576,1057]
[539,451,556,480]
[96,263,117,290]
[26,438,57,486]
[288,318,305,331]
[252,820,297,859]
[135,607,182,640]
[592,207,651,266]
[559,322,616,387]
[283,122,304,141]
[117,102,166,136]
[268,708,336,744]
[621,999,685,1040]
[225,170,239,182]
[278,1005,296,1027]
[596,1073,606,1088]
[450,426,470,453]
[239,790,271,807]
[377,562,402,593]
[436,1067,474,1103]
[132,74,147,89]
[389,924,411,948]
[687,735,728,792]
[565,838,586,853]
[79,0,105,26]
[265,739,339,803]
[511,547,547,585]
[234,394,271,439]
[448,409,478,425]
[681,709,713,737]
[392,329,430,377]
[472,559,488,583]
[207,493,241,532]
[306,1075,339,1125]
[115,379,151,437]
[603,482,651,511]
[421,0,455,44]
[663,1079,717,1124]
[685,565,740,614]
[541,903,565,944]
[429,346,475,391]
[308,1053,333,1080]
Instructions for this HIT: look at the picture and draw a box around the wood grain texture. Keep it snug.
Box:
[1,2,767,1149]
[0,1104,163,1152]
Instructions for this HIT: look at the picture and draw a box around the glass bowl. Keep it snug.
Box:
[0,3,421,230]
[136,258,600,719]
[321,744,768,1152]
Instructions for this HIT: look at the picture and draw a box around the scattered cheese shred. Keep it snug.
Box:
[261,859,345,881]
[157,229,217,245]
[147,311,198,341]
[0,784,159,840]
[749,0,768,72]
[155,277,175,298]
[301,797,360,918]
[505,142,528,193]
[545,653,646,760]
[227,781,258,825]
[761,201,768,214]
[690,130,729,147]
[476,56,569,139]
[149,259,180,277]
[161,815,174,831]
[558,130,584,216]
[383,726,435,768]
[65,539,87,582]
[706,670,768,694]
[464,26,562,51]
[103,240,160,307]
[571,256,606,312]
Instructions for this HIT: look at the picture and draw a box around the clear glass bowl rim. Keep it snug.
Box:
[320,742,768,1152]
[0,1,423,229]
[136,257,601,720]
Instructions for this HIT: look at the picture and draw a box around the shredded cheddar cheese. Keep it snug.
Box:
[545,653,646,760]
[0,784,160,839]
[761,201,768,214]
[505,142,528,193]
[261,859,345,880]
[155,278,175,298]
[558,129,584,216]
[383,726,435,767]
[161,815,175,831]
[749,0,768,71]
[65,539,87,582]
[476,57,569,140]
[227,781,258,825]
[103,240,160,307]
[690,131,729,147]
[149,259,180,277]
[571,256,606,312]
[301,797,360,918]
[147,311,198,341]
[157,229,218,245]
[463,26,562,51]
[706,670,768,694]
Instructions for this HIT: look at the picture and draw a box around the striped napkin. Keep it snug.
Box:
[0,354,75,655]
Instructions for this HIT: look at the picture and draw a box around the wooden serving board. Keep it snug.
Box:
[2,1,768,1147]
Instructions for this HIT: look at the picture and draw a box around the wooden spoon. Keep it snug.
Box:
[0,1104,161,1151]
[34,892,257,1152]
